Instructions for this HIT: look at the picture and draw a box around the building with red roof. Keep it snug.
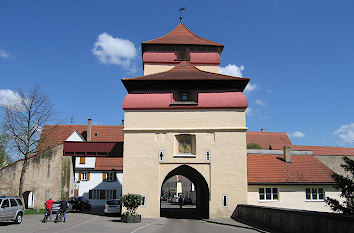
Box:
[0,22,353,216]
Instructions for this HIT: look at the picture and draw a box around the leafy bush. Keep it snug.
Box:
[247,143,262,149]
[121,193,143,216]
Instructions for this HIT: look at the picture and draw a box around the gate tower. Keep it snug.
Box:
[121,23,249,218]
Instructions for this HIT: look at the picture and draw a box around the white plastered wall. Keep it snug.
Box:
[248,185,342,212]
[75,171,123,206]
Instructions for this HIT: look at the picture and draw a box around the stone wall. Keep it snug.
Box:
[232,204,354,233]
[0,144,74,208]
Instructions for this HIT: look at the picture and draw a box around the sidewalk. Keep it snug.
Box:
[203,218,272,233]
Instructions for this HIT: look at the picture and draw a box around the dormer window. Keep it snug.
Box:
[171,90,198,105]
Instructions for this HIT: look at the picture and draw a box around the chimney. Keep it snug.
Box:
[261,128,265,132]
[284,146,291,163]
[87,119,92,142]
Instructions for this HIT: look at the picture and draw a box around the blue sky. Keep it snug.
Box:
[0,0,353,147]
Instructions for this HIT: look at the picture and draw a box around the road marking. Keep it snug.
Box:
[131,218,166,233]
[53,215,99,233]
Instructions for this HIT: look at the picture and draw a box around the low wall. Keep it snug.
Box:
[232,204,354,233]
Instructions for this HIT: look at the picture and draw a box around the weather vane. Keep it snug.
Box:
[179,7,186,23]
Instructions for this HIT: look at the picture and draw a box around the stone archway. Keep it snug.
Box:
[160,165,209,219]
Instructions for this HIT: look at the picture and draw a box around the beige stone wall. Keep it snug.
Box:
[143,64,220,75]
[248,185,342,212]
[0,144,74,208]
[123,109,248,218]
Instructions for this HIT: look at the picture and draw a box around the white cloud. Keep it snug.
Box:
[220,64,245,77]
[246,107,253,115]
[256,99,265,106]
[92,33,137,72]
[0,89,20,106]
[334,123,354,144]
[0,49,8,58]
[288,131,305,138]
[244,83,258,93]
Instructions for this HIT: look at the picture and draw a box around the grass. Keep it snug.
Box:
[24,208,46,215]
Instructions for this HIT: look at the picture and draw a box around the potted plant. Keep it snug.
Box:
[120,193,143,223]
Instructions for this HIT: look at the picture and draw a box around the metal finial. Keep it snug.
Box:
[179,7,185,23]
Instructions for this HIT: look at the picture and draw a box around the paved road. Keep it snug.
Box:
[0,212,266,233]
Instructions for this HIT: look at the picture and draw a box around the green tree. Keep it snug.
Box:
[1,86,55,197]
[247,143,262,149]
[0,134,12,168]
[325,156,354,215]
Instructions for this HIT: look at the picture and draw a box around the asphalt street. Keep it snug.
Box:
[0,212,267,233]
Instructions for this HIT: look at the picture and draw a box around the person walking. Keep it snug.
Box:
[45,198,54,222]
[56,197,68,222]
[178,195,183,208]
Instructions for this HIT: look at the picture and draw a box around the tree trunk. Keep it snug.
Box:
[18,157,28,197]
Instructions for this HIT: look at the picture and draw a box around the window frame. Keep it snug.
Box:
[305,188,325,201]
[81,172,87,181]
[92,190,100,199]
[106,172,115,182]
[258,187,279,202]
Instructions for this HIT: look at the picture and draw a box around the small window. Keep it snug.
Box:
[106,172,115,182]
[222,194,228,208]
[81,172,87,181]
[80,157,86,164]
[10,199,18,207]
[259,187,279,201]
[158,150,164,162]
[306,188,324,201]
[205,150,211,162]
[141,195,147,207]
[181,92,188,101]
[92,190,100,199]
[106,190,114,199]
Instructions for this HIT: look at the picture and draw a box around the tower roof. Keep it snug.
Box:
[123,61,247,81]
[142,23,224,47]
[121,61,249,92]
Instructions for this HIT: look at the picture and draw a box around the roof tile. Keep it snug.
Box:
[142,23,223,47]
[247,154,335,184]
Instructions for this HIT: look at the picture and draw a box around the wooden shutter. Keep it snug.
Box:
[113,172,117,181]
[80,157,85,164]
[113,190,117,199]
[75,189,78,197]
[87,172,90,181]
[89,190,92,199]
[102,172,106,182]
[79,172,81,181]
[100,190,106,199]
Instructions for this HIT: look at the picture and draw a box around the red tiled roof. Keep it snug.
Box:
[94,157,123,171]
[142,23,223,47]
[38,125,124,150]
[246,131,292,149]
[247,154,335,184]
[270,145,354,156]
[123,61,249,81]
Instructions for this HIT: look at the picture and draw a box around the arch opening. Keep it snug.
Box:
[160,165,209,219]
[23,191,34,209]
